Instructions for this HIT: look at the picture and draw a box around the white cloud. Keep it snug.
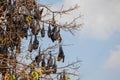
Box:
[54,0,120,40]
[105,45,120,69]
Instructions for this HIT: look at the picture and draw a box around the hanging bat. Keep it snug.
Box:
[22,26,28,39]
[34,7,39,19]
[47,52,53,68]
[55,28,62,43]
[39,8,44,21]
[63,70,66,80]
[34,21,40,35]
[57,33,62,43]
[41,56,46,67]
[30,22,36,35]
[47,23,51,38]
[35,47,42,66]
[41,22,45,37]
[50,27,57,42]
[33,35,39,49]
[52,57,57,73]
[28,36,33,52]
[60,74,63,80]
[57,45,65,62]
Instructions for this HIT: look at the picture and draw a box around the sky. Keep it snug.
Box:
[40,0,120,80]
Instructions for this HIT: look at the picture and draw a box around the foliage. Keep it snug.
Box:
[0,0,81,80]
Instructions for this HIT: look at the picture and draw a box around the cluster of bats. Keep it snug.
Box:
[29,40,65,74]
[33,47,57,74]
[0,0,65,76]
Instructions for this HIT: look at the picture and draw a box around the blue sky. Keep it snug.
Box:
[40,0,120,80]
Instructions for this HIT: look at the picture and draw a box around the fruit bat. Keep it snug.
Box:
[30,22,36,35]
[57,33,62,43]
[33,35,39,49]
[34,21,40,35]
[52,57,57,73]
[52,27,57,33]
[9,41,15,52]
[35,47,42,66]
[60,74,63,80]
[28,36,33,52]
[57,29,62,43]
[54,28,62,43]
[22,25,28,39]
[47,23,51,38]
[39,8,44,21]
[50,27,57,42]
[47,52,53,68]
[52,12,56,26]
[34,7,39,19]
[57,45,65,62]
[41,22,45,37]
[41,56,46,67]
[63,70,66,80]
[30,21,34,29]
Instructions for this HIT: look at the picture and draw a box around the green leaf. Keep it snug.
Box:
[25,54,29,60]
[31,71,39,79]
[12,75,16,79]
[66,76,70,80]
